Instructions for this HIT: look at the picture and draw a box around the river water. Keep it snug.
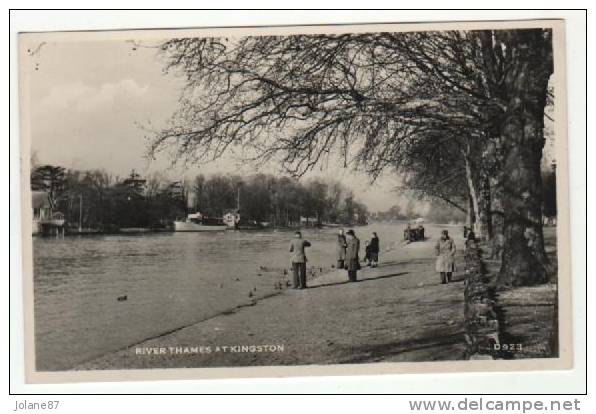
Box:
[33,222,456,370]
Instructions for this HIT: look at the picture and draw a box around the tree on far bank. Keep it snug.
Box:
[30,165,67,213]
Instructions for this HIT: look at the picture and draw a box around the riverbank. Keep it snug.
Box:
[77,236,468,370]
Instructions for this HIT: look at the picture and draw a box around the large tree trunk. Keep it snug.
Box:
[464,153,485,239]
[495,29,553,286]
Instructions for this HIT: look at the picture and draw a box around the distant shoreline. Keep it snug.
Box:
[33,221,467,238]
[33,223,377,237]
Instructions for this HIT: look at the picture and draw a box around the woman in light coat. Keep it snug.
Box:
[336,229,347,269]
[435,230,456,284]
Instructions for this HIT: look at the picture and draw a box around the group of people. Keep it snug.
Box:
[289,229,379,289]
[336,229,380,281]
[289,227,460,289]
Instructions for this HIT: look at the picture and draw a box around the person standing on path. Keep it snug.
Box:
[336,229,347,269]
[369,232,380,268]
[345,229,361,282]
[289,231,311,289]
[435,230,456,284]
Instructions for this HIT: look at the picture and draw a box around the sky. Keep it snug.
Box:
[24,39,406,213]
[22,36,557,214]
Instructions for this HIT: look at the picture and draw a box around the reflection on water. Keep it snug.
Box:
[33,223,452,370]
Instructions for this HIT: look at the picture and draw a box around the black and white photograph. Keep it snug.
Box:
[18,19,571,383]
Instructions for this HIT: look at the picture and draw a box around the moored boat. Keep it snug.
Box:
[173,213,227,232]
[223,211,241,229]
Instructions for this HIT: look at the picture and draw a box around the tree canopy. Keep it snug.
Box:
[150,28,555,286]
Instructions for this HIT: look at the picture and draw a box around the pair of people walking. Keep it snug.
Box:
[337,229,379,281]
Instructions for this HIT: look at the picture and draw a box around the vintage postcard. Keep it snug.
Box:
[18,19,572,383]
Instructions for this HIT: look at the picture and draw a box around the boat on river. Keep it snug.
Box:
[173,213,227,232]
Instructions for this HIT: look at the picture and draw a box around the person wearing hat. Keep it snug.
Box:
[435,229,456,284]
[289,231,311,289]
[345,229,361,282]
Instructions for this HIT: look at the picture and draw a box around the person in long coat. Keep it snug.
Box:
[345,229,360,282]
[289,231,311,289]
[336,229,347,269]
[369,232,380,268]
[435,230,456,284]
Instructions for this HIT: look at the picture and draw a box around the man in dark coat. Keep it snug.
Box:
[345,229,360,282]
[336,229,347,269]
[289,231,311,289]
[369,232,380,268]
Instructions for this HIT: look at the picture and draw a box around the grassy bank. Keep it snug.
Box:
[76,237,468,370]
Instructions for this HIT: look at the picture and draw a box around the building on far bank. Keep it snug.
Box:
[300,215,319,227]
[32,191,65,236]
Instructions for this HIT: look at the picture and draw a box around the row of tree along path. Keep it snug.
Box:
[148,29,557,287]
